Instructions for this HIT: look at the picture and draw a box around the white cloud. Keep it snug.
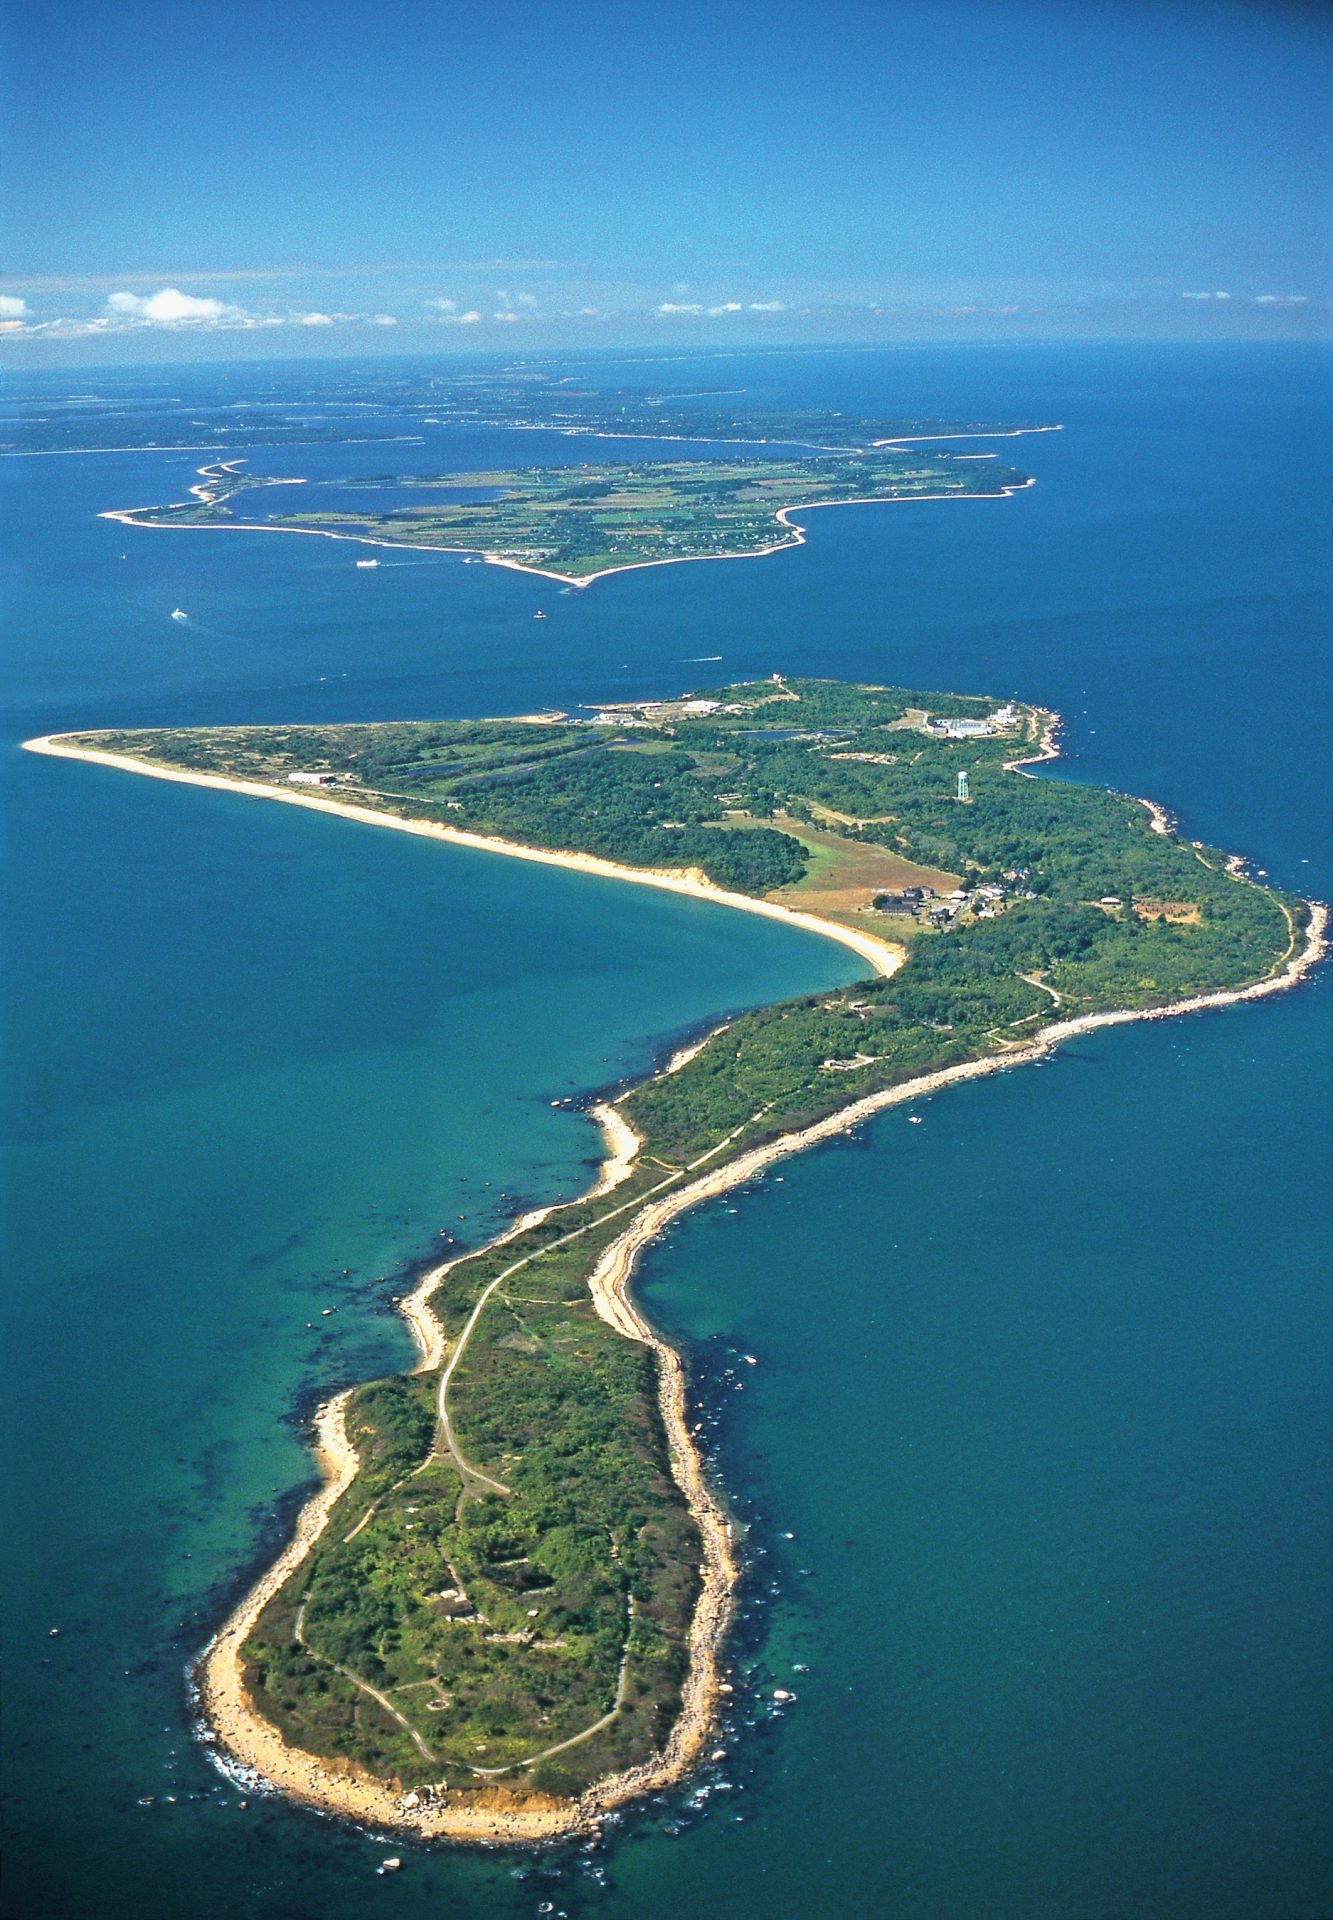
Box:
[0,315,116,341]
[493,310,521,323]
[106,287,234,323]
[1254,293,1308,305]
[426,297,458,312]
[438,308,482,325]
[516,291,539,309]
[661,297,781,317]
[1,289,405,343]
[1182,289,1233,301]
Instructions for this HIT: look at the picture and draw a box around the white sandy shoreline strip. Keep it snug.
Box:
[589,901,1331,1363]
[21,735,906,981]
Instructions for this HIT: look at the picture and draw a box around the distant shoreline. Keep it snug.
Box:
[97,424,1050,589]
[97,480,1033,589]
[23,722,1327,1846]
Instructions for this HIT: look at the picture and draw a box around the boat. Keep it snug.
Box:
[170,608,188,622]
[355,558,379,569]
[533,609,547,619]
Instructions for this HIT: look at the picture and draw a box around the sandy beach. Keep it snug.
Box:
[27,728,1326,1847]
[22,734,907,980]
[869,424,1064,448]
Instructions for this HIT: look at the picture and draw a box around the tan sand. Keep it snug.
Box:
[22,735,906,983]
[587,1103,642,1195]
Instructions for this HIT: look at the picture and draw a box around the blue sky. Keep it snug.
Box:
[2,0,1328,360]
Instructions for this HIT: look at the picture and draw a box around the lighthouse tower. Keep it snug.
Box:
[956,769,970,802]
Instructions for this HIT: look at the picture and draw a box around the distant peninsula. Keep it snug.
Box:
[101,430,1046,585]
[25,678,1324,1845]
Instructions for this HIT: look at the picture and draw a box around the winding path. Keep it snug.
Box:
[434,1103,774,1491]
[293,1599,437,1767]
[471,1599,636,1778]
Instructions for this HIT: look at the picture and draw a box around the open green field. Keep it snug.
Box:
[61,679,1306,1811]
[765,813,960,926]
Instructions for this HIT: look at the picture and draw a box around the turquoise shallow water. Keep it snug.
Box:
[3,344,1330,1917]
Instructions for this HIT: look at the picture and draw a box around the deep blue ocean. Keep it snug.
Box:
[2,344,1329,1919]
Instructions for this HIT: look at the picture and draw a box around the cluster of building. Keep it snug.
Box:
[583,695,752,728]
[871,884,937,917]
[921,703,1020,739]
[874,876,1035,925]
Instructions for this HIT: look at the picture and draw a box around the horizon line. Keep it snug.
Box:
[3,332,1331,379]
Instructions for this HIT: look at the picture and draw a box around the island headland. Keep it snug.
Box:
[25,677,1325,1846]
[98,425,1048,587]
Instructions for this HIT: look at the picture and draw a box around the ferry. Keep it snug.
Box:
[355,558,379,569]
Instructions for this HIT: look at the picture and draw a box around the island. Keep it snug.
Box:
[25,678,1325,1845]
[102,441,1035,585]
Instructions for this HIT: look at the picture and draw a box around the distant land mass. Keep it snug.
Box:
[22,369,1053,585]
[104,438,1038,585]
[25,676,1324,1845]
[1,357,1051,455]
